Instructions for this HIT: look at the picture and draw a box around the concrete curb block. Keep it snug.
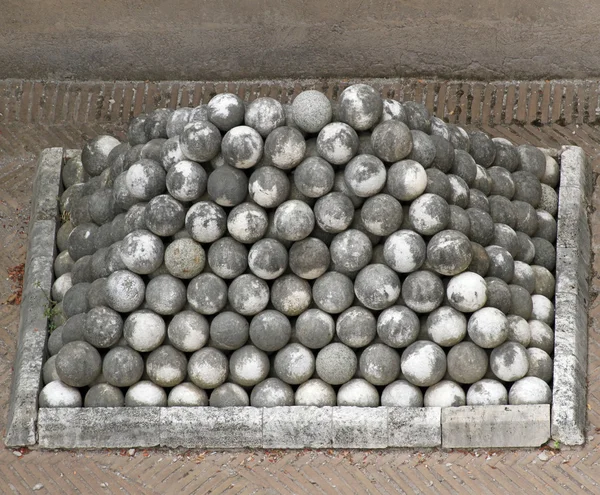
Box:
[4,148,63,447]
[552,146,591,446]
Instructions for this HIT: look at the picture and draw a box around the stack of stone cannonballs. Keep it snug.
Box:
[41,84,558,410]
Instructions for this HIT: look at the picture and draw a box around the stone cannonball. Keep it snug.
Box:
[316,342,357,385]
[492,138,519,171]
[250,378,294,407]
[102,346,144,387]
[81,135,120,177]
[425,306,467,347]
[377,305,420,348]
[516,144,546,179]
[387,159,427,201]
[526,348,553,382]
[448,205,471,237]
[485,245,514,283]
[161,136,186,172]
[371,120,413,163]
[273,200,315,241]
[531,294,555,327]
[144,195,185,237]
[467,242,490,277]
[407,130,436,167]
[166,107,192,138]
[381,380,424,407]
[121,229,164,275]
[105,270,145,313]
[83,306,123,348]
[485,277,512,314]
[360,194,403,236]
[207,237,247,279]
[316,122,359,165]
[531,265,555,299]
[39,381,82,408]
[210,383,250,407]
[295,379,337,406]
[380,98,407,124]
[291,90,333,133]
[228,274,270,316]
[249,310,291,352]
[271,274,312,316]
[466,379,508,406]
[288,237,330,279]
[264,126,306,170]
[337,379,380,406]
[359,343,401,386]
[509,284,533,320]
[293,156,335,198]
[467,307,509,348]
[336,306,377,348]
[329,229,372,274]
[469,130,496,167]
[68,223,99,261]
[145,345,187,387]
[472,164,493,195]
[180,120,221,162]
[408,193,450,236]
[490,341,529,382]
[295,309,335,349]
[125,159,166,200]
[207,93,245,132]
[85,383,125,407]
[426,229,473,276]
[343,154,386,198]
[145,274,187,315]
[209,311,249,351]
[125,381,167,407]
[164,238,205,280]
[227,202,268,244]
[167,310,209,352]
[383,230,426,273]
[220,125,264,169]
[248,166,290,208]
[401,341,446,387]
[515,232,536,264]
[187,273,228,315]
[207,165,248,207]
[403,101,432,133]
[168,383,209,407]
[337,84,383,131]
[401,270,444,313]
[188,347,228,389]
[424,380,466,408]
[185,201,227,243]
[244,97,286,138]
[123,309,166,352]
[539,184,558,217]
[429,135,455,174]
[274,343,316,385]
[56,341,102,387]
[447,341,488,384]
[466,208,494,246]
[508,376,552,405]
[507,314,531,347]
[512,171,542,208]
[247,238,287,279]
[354,264,401,310]
[488,166,515,199]
[531,237,556,272]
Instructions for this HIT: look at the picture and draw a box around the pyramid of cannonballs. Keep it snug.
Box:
[41,84,559,410]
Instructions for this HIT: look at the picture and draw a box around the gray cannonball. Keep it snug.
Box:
[106,241,127,275]
[314,192,354,233]
[492,224,519,258]
[507,314,531,347]
[337,379,380,406]
[83,306,123,348]
[403,101,431,133]
[485,245,514,283]
[146,345,187,387]
[447,341,488,384]
[81,135,120,177]
[427,230,472,276]
[248,238,288,279]
[48,326,64,356]
[52,273,73,303]
[360,194,403,236]
[512,261,536,294]
[102,346,144,387]
[333,171,364,207]
[488,166,515,199]
[180,120,221,162]
[531,237,556,271]
[485,277,512,314]
[295,379,337,406]
[166,160,206,202]
[121,229,164,275]
[124,203,148,236]
[336,306,377,348]
[517,144,546,179]
[229,345,270,386]
[425,168,451,208]
[62,283,91,318]
[188,273,228,315]
[85,383,125,407]
[62,155,89,189]
[312,272,354,314]
[264,126,306,170]
[447,124,470,152]
[207,93,245,132]
[452,150,477,186]
[125,381,167,407]
[207,237,247,279]
[509,376,552,405]
[473,164,492,195]
[492,138,519,171]
[161,137,186,172]
[531,265,555,299]
[164,238,205,279]
[245,97,286,138]
[145,274,186,315]
[424,380,466,408]
[185,201,227,243]
[316,342,357,385]
[430,118,452,140]
[429,135,454,173]
[227,202,268,244]
[489,195,516,228]
[144,109,172,140]
[207,165,248,206]
[168,382,208,407]
[338,84,383,131]
[92,224,114,253]
[330,229,372,274]
[123,309,165,352]
[293,157,335,198]
[210,383,250,407]
[466,208,494,246]
[272,343,315,385]
[354,264,401,310]
[291,90,332,133]
[527,348,553,382]
[425,306,467,347]
[289,237,330,279]
[88,188,117,225]
[371,120,413,162]
[515,232,536,264]
[381,380,423,407]
[377,305,420,348]
[295,309,335,349]
[467,379,508,406]
[316,122,359,165]
[166,107,192,138]
[509,284,533,320]
[144,195,185,237]
[105,270,145,313]
[112,173,139,211]
[468,307,508,348]
[383,229,426,273]
[380,98,407,124]
[141,138,167,163]
[271,274,312,316]
[39,381,82,408]
[448,205,471,237]
[228,274,270,316]
[125,159,166,200]
[248,166,290,208]
[387,159,427,201]
[250,310,291,352]
[542,154,560,187]
[513,200,539,236]
[446,174,470,208]
[343,154,386,198]
[250,378,294,407]
[274,200,315,241]
[189,104,209,122]
[512,171,542,208]
[468,242,490,277]
[408,193,450,236]
[68,223,99,261]
[360,343,401,386]
[61,313,86,344]
[43,355,60,384]
[531,294,555,327]
[402,270,444,313]
[221,125,264,168]
[167,310,209,353]
[469,131,497,167]
[57,221,75,253]
[407,130,436,167]
[349,211,381,248]
[188,347,228,389]
[535,210,557,243]
[490,342,529,381]
[401,341,446,387]
[539,184,558,217]
[210,311,249,350]
[56,341,101,387]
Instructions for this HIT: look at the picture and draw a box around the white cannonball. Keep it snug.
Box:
[506,315,531,347]
[295,379,337,406]
[168,382,209,406]
[383,230,426,273]
[381,380,423,407]
[466,379,508,405]
[229,345,270,387]
[51,273,73,302]
[188,347,228,389]
[531,294,555,327]
[401,341,446,387]
[424,306,467,346]
[424,380,466,408]
[274,343,316,385]
[337,378,380,406]
[508,376,552,405]
[386,160,428,201]
[446,272,487,312]
[490,342,529,381]
[123,310,166,352]
[125,380,167,406]
[39,381,82,408]
[467,307,508,348]
[528,320,554,355]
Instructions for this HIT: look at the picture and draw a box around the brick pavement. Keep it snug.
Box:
[1,79,600,494]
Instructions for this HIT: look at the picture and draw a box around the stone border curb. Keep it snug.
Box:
[551,146,592,446]
[4,148,63,447]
